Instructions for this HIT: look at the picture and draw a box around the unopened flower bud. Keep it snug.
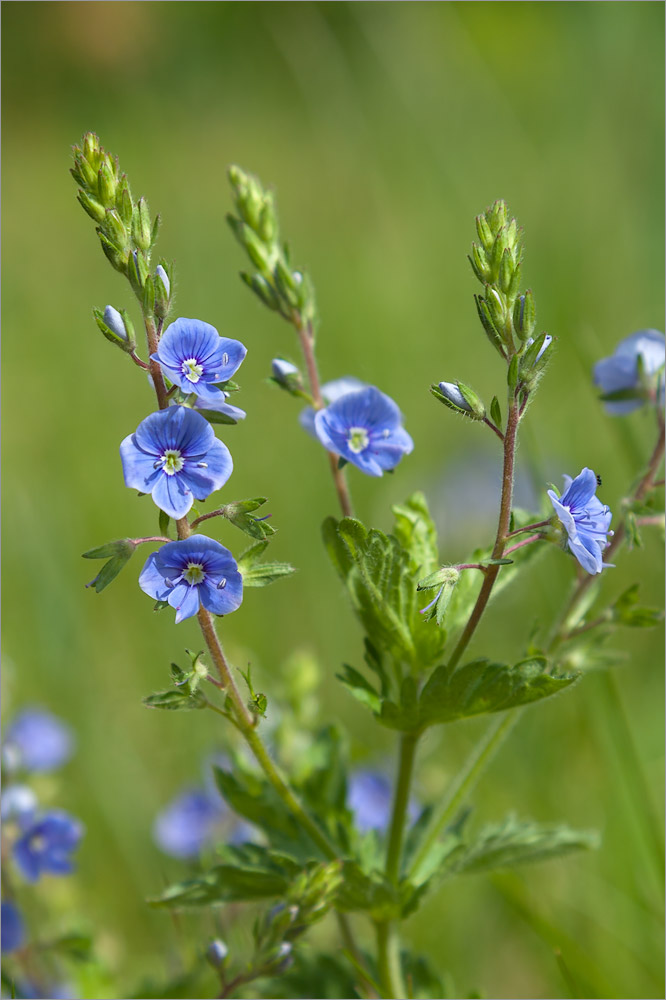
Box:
[77,190,106,224]
[206,939,229,968]
[155,264,170,298]
[94,306,135,352]
[432,381,485,420]
[475,213,494,249]
[271,358,302,392]
[97,161,118,206]
[513,290,536,340]
[104,305,127,341]
[132,197,152,252]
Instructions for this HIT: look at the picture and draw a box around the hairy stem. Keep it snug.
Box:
[143,314,169,409]
[448,398,521,671]
[294,317,354,518]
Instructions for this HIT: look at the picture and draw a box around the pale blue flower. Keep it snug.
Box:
[348,770,418,833]
[3,709,73,773]
[120,406,233,519]
[139,536,243,623]
[548,467,613,575]
[314,386,413,476]
[152,318,247,404]
[13,811,84,882]
[593,330,665,415]
[299,376,366,437]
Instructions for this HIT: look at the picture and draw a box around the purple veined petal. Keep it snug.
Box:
[194,393,246,422]
[547,491,576,537]
[370,440,413,471]
[560,468,598,511]
[187,381,228,405]
[180,438,232,495]
[157,319,220,369]
[120,435,162,493]
[171,407,217,457]
[133,408,181,455]
[152,469,194,519]
[567,530,604,575]
[332,386,403,432]
[347,451,384,477]
[139,552,173,601]
[199,574,243,616]
[203,338,247,381]
[173,585,202,624]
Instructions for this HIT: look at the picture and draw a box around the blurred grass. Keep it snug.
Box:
[2,3,664,998]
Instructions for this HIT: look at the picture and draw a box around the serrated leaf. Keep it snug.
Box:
[322,515,445,673]
[611,583,664,627]
[143,688,207,711]
[150,864,290,908]
[391,492,439,576]
[419,656,577,728]
[241,561,296,587]
[443,815,599,876]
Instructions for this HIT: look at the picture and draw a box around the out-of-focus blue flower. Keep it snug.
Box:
[313,386,413,476]
[548,468,613,575]
[13,811,84,883]
[153,787,226,859]
[193,392,246,423]
[299,376,366,437]
[3,709,73,773]
[347,770,418,833]
[593,330,665,415]
[120,406,232,520]
[1,901,25,953]
[1,785,38,825]
[152,318,246,404]
[139,536,243,623]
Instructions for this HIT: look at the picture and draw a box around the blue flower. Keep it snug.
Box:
[299,376,366,437]
[153,787,226,859]
[314,386,413,477]
[347,770,418,833]
[13,811,84,883]
[593,330,665,415]
[548,468,613,575]
[152,318,247,404]
[120,406,233,520]
[1,901,25,953]
[139,536,243,623]
[193,392,246,424]
[3,709,73,773]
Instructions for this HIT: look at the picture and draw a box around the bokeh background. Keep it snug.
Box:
[2,3,664,998]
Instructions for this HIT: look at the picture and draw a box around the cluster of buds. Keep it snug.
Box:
[227,166,317,329]
[71,133,173,326]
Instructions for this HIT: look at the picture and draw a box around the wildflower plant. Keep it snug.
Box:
[63,134,664,1000]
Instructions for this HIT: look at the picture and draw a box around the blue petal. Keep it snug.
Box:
[199,573,243,616]
[156,318,220,368]
[13,837,41,881]
[173,584,201,624]
[205,338,247,381]
[120,435,162,492]
[152,471,193,519]
[567,530,604,574]
[614,329,665,374]
[139,552,172,601]
[560,468,597,511]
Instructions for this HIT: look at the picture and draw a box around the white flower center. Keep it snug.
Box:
[161,449,184,475]
[183,562,205,585]
[348,426,369,454]
[181,357,204,383]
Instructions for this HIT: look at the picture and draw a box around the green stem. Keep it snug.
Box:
[407,712,516,879]
[375,920,405,1000]
[385,733,419,882]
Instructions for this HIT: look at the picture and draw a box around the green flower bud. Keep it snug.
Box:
[474,294,505,356]
[154,264,171,319]
[491,226,510,276]
[469,243,492,283]
[128,248,148,295]
[97,161,118,206]
[132,197,152,251]
[512,289,536,340]
[96,229,128,273]
[485,285,507,333]
[93,305,135,352]
[487,199,508,234]
[258,194,277,244]
[116,175,133,226]
[475,213,494,250]
[240,272,281,312]
[499,248,516,295]
[103,208,128,251]
[77,190,106,223]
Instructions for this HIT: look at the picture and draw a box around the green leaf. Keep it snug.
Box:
[611,583,664,628]
[151,864,290,908]
[143,688,207,711]
[391,492,439,577]
[490,395,502,430]
[222,497,277,539]
[45,931,93,962]
[443,816,599,877]
[158,509,172,539]
[336,861,402,920]
[419,656,578,728]
[82,538,136,593]
[336,664,382,714]
[322,515,445,674]
[237,539,296,587]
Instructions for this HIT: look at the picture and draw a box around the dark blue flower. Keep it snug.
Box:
[1,901,25,953]
[593,330,665,415]
[299,376,366,437]
[13,811,84,883]
[313,386,413,477]
[3,709,73,773]
[153,787,226,859]
[548,468,613,575]
[120,406,233,520]
[347,770,418,833]
[139,536,243,623]
[152,318,247,404]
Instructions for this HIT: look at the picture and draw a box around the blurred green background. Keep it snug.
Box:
[2,2,664,998]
